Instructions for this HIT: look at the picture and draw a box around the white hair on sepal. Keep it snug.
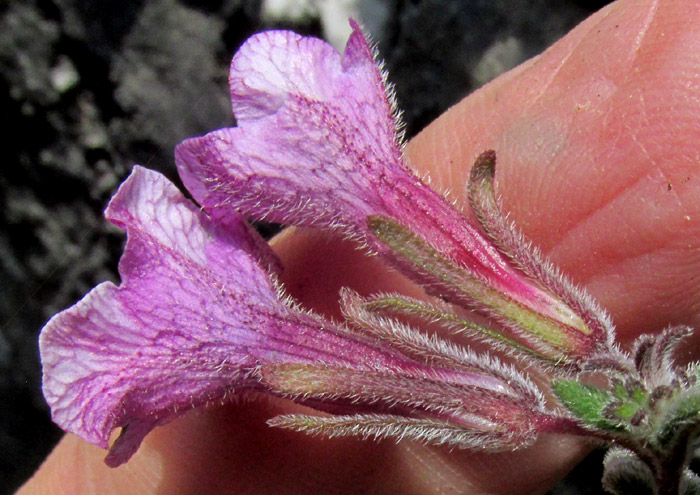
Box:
[602,446,656,495]
[467,151,620,354]
[632,325,694,389]
[339,288,547,407]
[261,359,530,422]
[342,287,576,379]
[268,413,537,451]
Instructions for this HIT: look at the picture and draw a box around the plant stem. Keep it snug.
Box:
[651,433,693,495]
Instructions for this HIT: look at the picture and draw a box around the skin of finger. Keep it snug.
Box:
[18,0,700,493]
[407,0,700,347]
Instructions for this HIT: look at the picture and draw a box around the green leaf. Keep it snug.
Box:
[609,380,647,422]
[612,402,641,422]
[552,379,622,430]
[613,381,646,405]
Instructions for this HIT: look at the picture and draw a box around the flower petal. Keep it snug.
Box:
[174,24,601,367]
[175,22,496,278]
[39,166,402,466]
[176,21,404,237]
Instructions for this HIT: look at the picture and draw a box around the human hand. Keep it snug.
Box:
[18,0,700,493]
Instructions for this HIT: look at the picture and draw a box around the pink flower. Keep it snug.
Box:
[41,165,554,466]
[175,22,612,366]
[40,22,612,467]
[40,167,415,466]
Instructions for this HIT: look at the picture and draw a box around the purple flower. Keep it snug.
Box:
[40,167,417,466]
[40,22,612,467]
[175,22,612,366]
[40,167,551,467]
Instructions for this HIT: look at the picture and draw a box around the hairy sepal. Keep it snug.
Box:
[346,290,555,366]
[260,361,546,442]
[268,413,532,451]
[633,326,694,389]
[468,151,621,365]
[602,447,656,495]
[368,215,592,367]
[339,289,546,404]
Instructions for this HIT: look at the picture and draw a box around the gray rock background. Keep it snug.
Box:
[1,0,611,492]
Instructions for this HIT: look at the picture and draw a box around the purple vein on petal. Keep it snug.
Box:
[174,23,596,362]
[38,166,418,466]
[175,24,477,256]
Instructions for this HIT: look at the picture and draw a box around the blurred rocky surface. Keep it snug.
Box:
[1,0,610,492]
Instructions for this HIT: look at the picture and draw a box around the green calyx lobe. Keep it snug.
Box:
[360,292,542,357]
[552,379,624,431]
[367,214,581,361]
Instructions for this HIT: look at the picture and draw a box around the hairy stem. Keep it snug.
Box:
[654,429,695,495]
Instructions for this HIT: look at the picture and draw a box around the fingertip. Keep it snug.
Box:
[17,433,157,495]
[406,0,700,339]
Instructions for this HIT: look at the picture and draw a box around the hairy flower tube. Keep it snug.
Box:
[40,21,700,495]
